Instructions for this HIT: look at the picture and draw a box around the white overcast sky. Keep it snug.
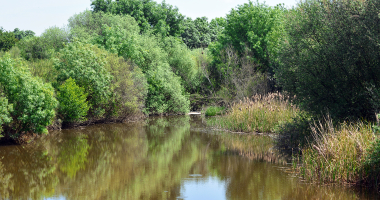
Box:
[0,0,298,36]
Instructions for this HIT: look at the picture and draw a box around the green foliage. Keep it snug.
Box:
[205,106,225,116]
[68,10,139,42]
[0,55,58,136]
[93,25,190,114]
[57,78,90,122]
[276,0,380,120]
[160,36,202,92]
[363,138,380,188]
[17,26,69,60]
[54,40,112,118]
[13,28,35,40]
[0,95,12,135]
[0,28,18,52]
[145,65,190,114]
[91,0,185,37]
[101,50,147,117]
[181,17,221,49]
[28,59,56,83]
[212,1,285,73]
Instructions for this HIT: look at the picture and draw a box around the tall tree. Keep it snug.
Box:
[91,0,185,37]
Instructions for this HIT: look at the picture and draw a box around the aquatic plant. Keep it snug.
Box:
[208,92,299,133]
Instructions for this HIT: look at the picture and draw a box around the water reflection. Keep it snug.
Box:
[0,116,377,199]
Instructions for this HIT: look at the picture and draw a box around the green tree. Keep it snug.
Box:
[212,1,285,73]
[68,10,139,42]
[0,55,58,137]
[54,40,112,118]
[276,0,380,119]
[91,0,185,37]
[57,78,90,122]
[0,28,18,52]
[17,26,69,60]
[13,28,35,40]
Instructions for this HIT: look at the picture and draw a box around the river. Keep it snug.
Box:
[0,116,377,199]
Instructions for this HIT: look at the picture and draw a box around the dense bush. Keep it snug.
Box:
[54,40,112,118]
[0,55,58,137]
[57,78,90,122]
[0,95,12,135]
[100,50,147,118]
[94,25,190,114]
[276,0,380,120]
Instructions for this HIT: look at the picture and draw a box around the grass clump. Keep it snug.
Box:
[208,92,300,133]
[300,116,376,184]
[205,106,226,116]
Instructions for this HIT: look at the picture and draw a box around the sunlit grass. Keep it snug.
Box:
[300,116,377,184]
[205,106,226,116]
[208,92,300,133]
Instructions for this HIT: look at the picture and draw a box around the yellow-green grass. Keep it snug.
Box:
[205,106,226,116]
[208,92,300,133]
[300,117,377,184]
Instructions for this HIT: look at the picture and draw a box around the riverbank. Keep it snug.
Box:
[205,93,380,191]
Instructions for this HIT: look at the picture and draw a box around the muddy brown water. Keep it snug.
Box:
[0,116,377,200]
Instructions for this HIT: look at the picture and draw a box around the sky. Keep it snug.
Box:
[0,0,298,36]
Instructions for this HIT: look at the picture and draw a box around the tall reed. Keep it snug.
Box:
[301,116,376,184]
[208,92,300,133]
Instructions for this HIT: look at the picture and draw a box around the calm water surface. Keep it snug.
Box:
[0,116,377,200]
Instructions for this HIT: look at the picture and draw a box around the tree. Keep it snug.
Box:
[91,0,185,37]
[276,0,380,119]
[13,28,35,40]
[212,1,285,73]
[0,28,18,52]
[17,26,69,60]
[54,40,112,117]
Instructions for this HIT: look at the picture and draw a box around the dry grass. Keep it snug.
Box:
[208,92,300,133]
[300,116,376,184]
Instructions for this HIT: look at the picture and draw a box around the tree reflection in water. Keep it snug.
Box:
[0,116,376,200]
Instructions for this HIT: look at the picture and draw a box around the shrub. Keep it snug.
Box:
[57,78,90,122]
[145,65,190,114]
[0,55,58,137]
[101,51,147,118]
[94,25,190,114]
[205,106,225,116]
[363,138,380,189]
[0,95,12,136]
[54,40,112,118]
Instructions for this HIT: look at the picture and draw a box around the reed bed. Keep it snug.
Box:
[208,92,300,133]
[300,117,376,184]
